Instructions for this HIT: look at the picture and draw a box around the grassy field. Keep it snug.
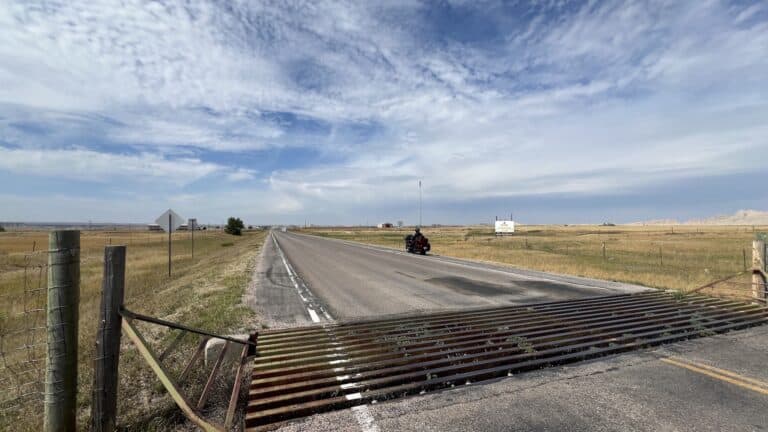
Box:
[301,225,766,296]
[0,228,266,431]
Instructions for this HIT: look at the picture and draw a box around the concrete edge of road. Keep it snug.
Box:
[285,230,652,295]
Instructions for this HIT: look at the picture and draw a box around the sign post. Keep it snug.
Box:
[154,209,184,277]
[188,218,197,259]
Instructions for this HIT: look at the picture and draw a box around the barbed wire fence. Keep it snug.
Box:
[0,251,48,428]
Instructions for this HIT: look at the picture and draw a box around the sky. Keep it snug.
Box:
[1,0,767,225]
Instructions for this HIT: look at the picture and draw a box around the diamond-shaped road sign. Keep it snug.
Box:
[155,209,185,232]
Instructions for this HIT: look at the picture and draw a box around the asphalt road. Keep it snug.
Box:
[248,230,768,431]
[271,230,648,320]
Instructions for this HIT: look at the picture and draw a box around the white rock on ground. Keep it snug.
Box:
[204,334,249,367]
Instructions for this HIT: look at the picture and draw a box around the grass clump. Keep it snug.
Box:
[0,229,266,430]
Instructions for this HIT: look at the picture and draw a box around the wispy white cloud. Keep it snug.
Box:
[226,168,258,182]
[0,0,766,223]
[0,147,220,185]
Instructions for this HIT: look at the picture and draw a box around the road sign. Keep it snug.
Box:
[155,209,184,277]
[495,220,515,234]
[154,209,184,232]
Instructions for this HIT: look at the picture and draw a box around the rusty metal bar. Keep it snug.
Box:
[247,305,763,409]
[252,296,732,374]
[257,292,671,349]
[120,308,255,346]
[257,292,662,343]
[247,314,767,429]
[225,342,251,429]
[254,295,721,361]
[179,336,209,383]
[249,301,753,396]
[158,329,187,362]
[246,292,768,430]
[121,318,222,432]
[197,341,230,410]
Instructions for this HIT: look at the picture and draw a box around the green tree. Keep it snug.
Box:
[0,225,5,232]
[225,217,244,236]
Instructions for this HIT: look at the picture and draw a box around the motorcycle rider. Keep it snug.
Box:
[412,227,424,242]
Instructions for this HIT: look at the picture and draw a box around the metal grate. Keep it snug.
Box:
[246,292,768,430]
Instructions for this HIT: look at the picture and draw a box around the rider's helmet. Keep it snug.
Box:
[415,227,421,234]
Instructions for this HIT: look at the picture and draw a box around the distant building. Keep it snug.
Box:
[377,222,393,228]
[147,224,163,231]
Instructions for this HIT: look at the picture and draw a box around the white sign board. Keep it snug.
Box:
[154,209,185,232]
[495,220,515,234]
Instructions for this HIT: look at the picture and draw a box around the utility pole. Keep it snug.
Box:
[168,213,172,277]
[418,180,422,228]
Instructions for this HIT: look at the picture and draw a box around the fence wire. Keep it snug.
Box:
[688,269,767,304]
[0,251,47,426]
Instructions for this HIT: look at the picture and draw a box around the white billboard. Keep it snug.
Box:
[495,220,515,234]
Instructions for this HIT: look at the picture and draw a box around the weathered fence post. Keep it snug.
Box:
[753,239,766,301]
[92,246,126,431]
[45,230,80,432]
[601,242,606,261]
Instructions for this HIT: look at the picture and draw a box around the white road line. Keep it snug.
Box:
[273,231,379,432]
[307,308,320,323]
[351,405,379,432]
[272,233,322,322]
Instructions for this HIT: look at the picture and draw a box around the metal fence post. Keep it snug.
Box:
[92,246,126,431]
[45,230,80,432]
[753,240,766,301]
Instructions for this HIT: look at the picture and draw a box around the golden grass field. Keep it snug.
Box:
[302,224,767,297]
[0,228,266,431]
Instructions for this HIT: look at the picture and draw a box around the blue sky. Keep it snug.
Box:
[1,0,767,225]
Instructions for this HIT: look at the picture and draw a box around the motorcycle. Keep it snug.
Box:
[404,233,431,255]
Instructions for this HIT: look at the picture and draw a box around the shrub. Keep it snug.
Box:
[0,226,5,232]
[225,217,244,236]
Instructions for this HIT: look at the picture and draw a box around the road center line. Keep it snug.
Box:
[661,357,768,395]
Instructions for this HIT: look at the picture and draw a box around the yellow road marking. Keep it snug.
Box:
[661,357,768,396]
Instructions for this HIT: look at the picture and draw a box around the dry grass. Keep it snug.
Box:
[0,228,266,431]
[302,224,766,296]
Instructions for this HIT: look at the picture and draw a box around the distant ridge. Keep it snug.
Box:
[630,209,768,226]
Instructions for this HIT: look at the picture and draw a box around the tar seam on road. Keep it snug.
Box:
[661,357,768,396]
[270,232,380,432]
[288,231,643,293]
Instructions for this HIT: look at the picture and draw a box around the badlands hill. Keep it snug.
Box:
[631,209,768,226]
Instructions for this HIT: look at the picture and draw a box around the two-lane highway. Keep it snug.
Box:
[247,230,768,432]
[272,230,647,320]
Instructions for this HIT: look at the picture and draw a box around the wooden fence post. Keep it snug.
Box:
[45,230,80,432]
[753,240,766,301]
[601,242,606,261]
[92,246,127,431]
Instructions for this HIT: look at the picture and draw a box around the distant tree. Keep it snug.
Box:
[248,225,253,230]
[225,217,245,236]
[0,225,5,232]
[397,221,403,228]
